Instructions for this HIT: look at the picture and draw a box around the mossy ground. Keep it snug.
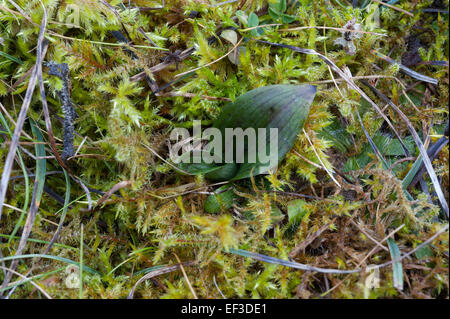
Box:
[0,0,448,299]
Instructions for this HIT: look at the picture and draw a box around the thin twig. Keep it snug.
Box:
[94,180,132,208]
[0,266,52,299]
[127,261,196,299]
[371,0,414,17]
[156,92,232,101]
[362,81,449,217]
[173,253,198,299]
[303,129,341,188]
[279,25,387,37]
[175,37,244,78]
[257,40,411,160]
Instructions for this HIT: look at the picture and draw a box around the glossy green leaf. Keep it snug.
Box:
[214,85,316,181]
[176,85,316,181]
[176,151,238,180]
[204,163,238,181]
[177,151,225,175]
[269,0,286,16]
[280,0,287,12]
[268,7,282,19]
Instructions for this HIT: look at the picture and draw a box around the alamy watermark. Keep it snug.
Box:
[169,121,279,170]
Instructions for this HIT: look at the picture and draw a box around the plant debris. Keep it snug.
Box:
[45,62,78,161]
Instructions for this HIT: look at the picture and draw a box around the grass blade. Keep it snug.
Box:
[0,234,77,251]
[0,16,48,221]
[43,169,71,254]
[0,119,48,289]
[0,112,30,243]
[371,50,438,85]
[127,261,197,299]
[387,238,404,291]
[363,81,449,217]
[0,254,99,275]
[0,267,64,293]
[0,51,23,64]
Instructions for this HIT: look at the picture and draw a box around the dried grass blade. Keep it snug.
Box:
[94,180,132,208]
[0,254,99,275]
[0,266,52,299]
[0,17,48,221]
[256,40,411,158]
[362,81,449,217]
[0,113,31,243]
[43,169,70,254]
[355,109,390,170]
[127,261,196,299]
[407,137,449,189]
[371,50,438,85]
[0,119,47,290]
[228,248,361,274]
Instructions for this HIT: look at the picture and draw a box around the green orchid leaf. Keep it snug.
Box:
[205,163,238,181]
[213,84,316,181]
[279,0,287,12]
[176,150,238,181]
[176,150,222,174]
[269,0,286,15]
[176,85,316,182]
